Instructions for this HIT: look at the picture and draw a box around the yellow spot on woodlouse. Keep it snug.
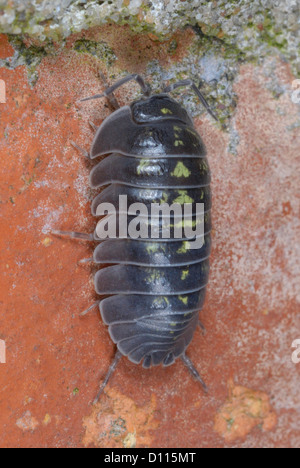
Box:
[137,159,151,175]
[179,296,188,304]
[200,159,209,171]
[173,125,183,141]
[181,269,189,280]
[160,192,169,204]
[185,127,198,138]
[173,190,194,205]
[175,218,198,228]
[171,161,191,178]
[161,107,173,114]
[146,270,163,283]
[176,241,191,254]
[153,296,170,307]
[146,244,160,254]
[174,140,184,147]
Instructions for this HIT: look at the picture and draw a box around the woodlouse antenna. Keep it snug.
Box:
[93,350,123,405]
[181,353,208,393]
[164,79,218,122]
[80,73,151,103]
[98,70,120,110]
[88,121,98,132]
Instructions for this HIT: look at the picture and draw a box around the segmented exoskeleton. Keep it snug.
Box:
[54,74,217,403]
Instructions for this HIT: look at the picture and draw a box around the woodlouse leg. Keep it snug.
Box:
[164,79,218,121]
[93,350,123,405]
[198,320,206,336]
[88,121,98,132]
[70,140,90,159]
[181,353,208,393]
[80,73,151,103]
[80,301,100,317]
[51,230,94,241]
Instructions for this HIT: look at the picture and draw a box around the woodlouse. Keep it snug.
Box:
[54,74,217,403]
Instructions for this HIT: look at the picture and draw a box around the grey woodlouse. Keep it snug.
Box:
[53,74,217,403]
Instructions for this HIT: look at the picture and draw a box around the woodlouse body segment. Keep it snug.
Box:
[57,74,216,401]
